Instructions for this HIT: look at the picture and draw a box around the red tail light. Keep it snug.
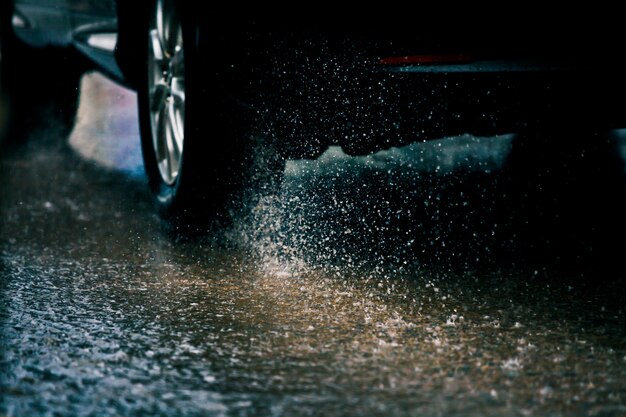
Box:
[378,54,473,65]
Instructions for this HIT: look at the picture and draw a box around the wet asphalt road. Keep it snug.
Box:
[1,73,626,416]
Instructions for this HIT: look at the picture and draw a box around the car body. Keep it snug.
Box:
[3,2,626,225]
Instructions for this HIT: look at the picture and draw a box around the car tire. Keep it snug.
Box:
[138,0,283,231]
[0,3,85,145]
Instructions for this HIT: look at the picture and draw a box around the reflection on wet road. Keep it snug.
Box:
[1,73,626,416]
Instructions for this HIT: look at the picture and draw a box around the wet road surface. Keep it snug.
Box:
[1,73,626,416]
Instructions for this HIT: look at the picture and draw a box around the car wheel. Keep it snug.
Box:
[0,3,84,145]
[138,0,283,230]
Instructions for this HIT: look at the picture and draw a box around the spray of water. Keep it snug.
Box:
[224,132,514,283]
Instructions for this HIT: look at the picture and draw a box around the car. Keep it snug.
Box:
[2,3,625,229]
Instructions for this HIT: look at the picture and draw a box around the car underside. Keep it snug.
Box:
[3,1,626,227]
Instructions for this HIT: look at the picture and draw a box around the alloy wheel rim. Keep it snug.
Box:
[147,0,185,185]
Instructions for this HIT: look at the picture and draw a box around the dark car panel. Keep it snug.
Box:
[12,0,122,78]
[11,0,74,46]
